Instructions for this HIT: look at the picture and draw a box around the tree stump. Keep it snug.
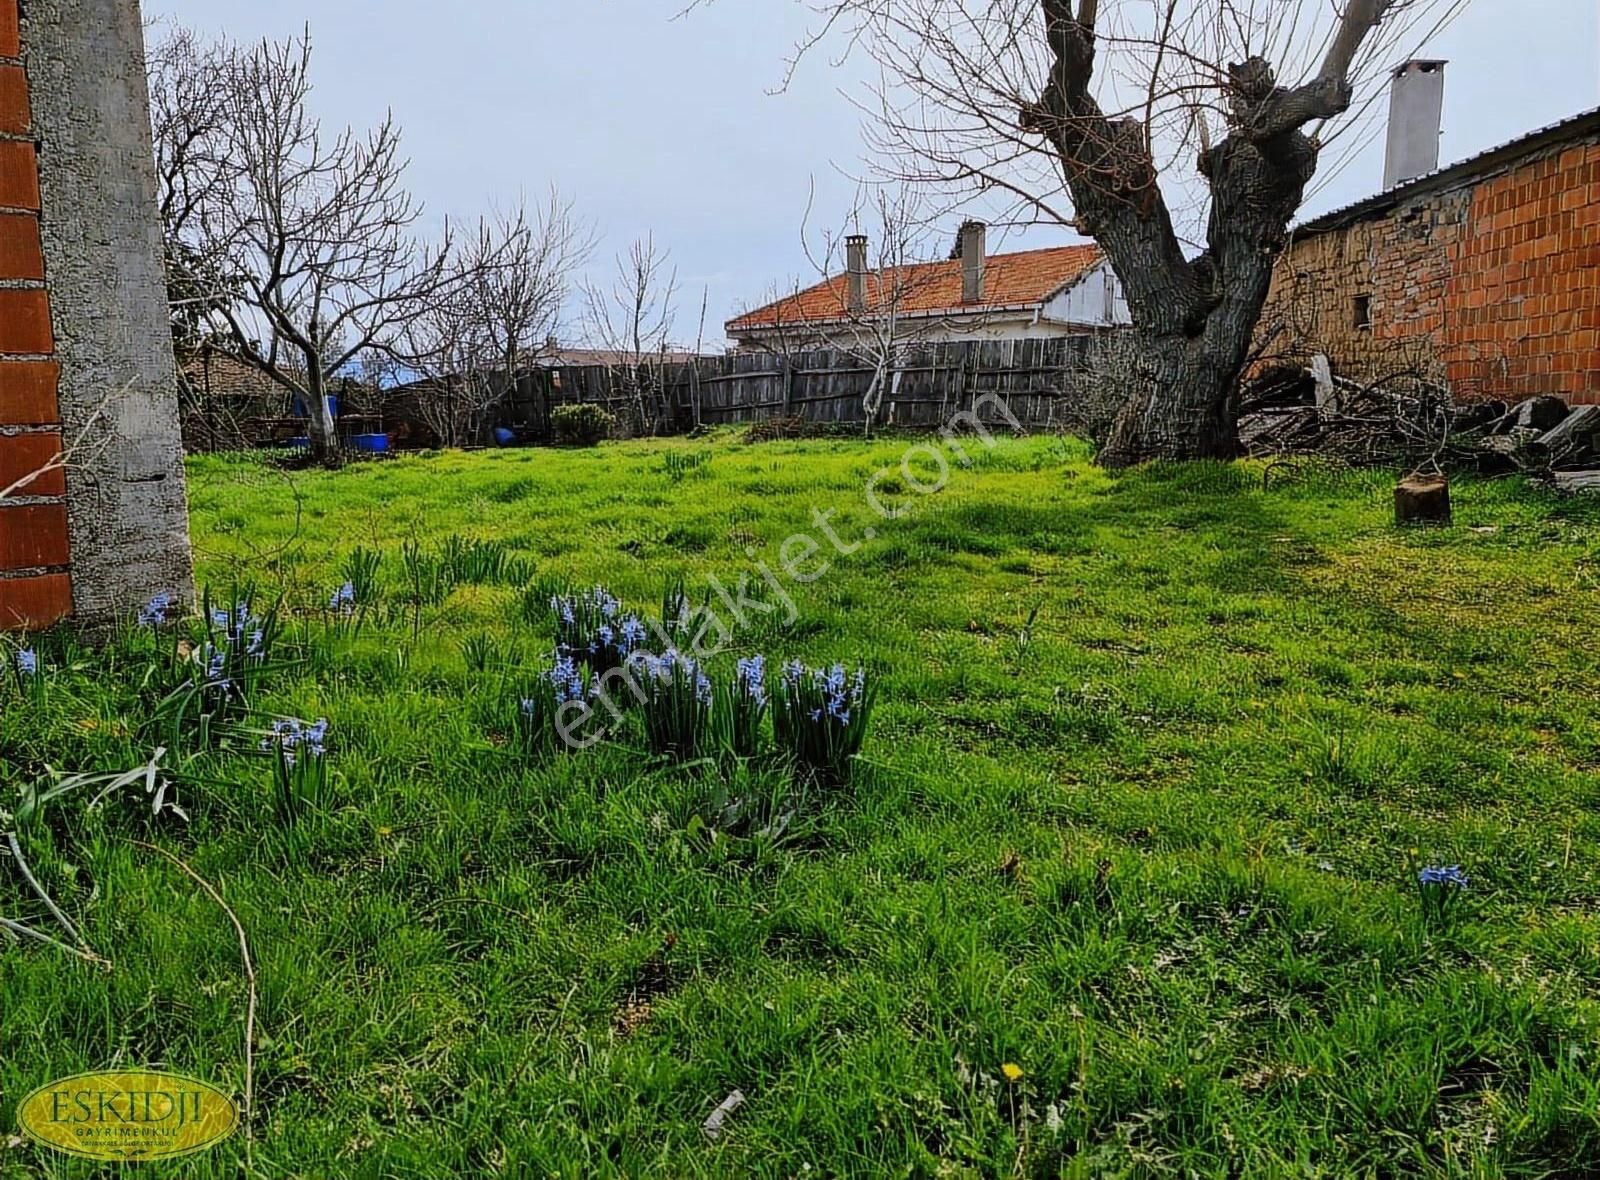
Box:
[1395,475,1452,526]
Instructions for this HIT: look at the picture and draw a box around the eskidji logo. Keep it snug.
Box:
[16,1070,239,1162]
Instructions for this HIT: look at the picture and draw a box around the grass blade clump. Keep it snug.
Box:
[716,655,768,759]
[342,547,383,605]
[772,660,876,782]
[263,717,331,825]
[636,650,714,762]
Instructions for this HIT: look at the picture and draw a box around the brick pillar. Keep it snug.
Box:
[0,0,193,630]
[0,1,70,627]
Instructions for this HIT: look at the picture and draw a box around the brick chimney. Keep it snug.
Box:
[1383,60,1446,190]
[957,220,987,303]
[845,234,868,314]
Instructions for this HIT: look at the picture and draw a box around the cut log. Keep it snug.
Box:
[1552,470,1600,494]
[1492,395,1568,435]
[1531,404,1600,468]
[1450,399,1506,435]
[1395,475,1452,526]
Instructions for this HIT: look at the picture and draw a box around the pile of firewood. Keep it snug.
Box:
[1238,360,1600,488]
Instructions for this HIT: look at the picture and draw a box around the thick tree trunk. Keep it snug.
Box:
[1098,329,1245,466]
[1023,1,1392,467]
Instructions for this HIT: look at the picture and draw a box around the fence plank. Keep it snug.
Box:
[502,335,1110,437]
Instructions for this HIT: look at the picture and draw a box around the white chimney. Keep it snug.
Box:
[1383,60,1446,190]
[958,220,987,304]
[845,234,868,314]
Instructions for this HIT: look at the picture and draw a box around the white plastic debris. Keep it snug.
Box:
[702,1090,746,1141]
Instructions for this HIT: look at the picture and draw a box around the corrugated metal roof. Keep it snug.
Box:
[1297,106,1600,235]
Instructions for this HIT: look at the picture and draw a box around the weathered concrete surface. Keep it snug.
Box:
[22,0,192,624]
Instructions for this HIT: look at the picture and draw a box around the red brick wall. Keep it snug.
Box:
[1448,144,1600,402]
[0,0,71,630]
[1256,128,1600,405]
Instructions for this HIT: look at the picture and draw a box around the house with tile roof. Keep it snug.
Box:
[726,222,1130,352]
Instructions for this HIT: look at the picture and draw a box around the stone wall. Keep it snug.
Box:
[1256,127,1600,405]
[0,0,192,629]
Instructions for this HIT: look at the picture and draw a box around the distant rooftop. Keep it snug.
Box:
[726,244,1105,333]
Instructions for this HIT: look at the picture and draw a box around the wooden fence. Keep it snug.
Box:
[507,337,1105,438]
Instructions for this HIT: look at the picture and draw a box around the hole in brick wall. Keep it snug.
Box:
[1353,295,1373,330]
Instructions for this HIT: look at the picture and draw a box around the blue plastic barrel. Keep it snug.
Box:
[287,436,310,449]
[493,427,516,447]
[291,396,340,421]
[350,433,389,454]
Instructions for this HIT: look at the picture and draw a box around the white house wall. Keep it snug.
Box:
[1039,261,1132,328]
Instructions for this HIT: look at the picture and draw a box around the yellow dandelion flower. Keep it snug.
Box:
[1001,1063,1023,1084]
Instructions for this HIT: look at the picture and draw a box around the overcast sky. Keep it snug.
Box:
[147,0,1599,347]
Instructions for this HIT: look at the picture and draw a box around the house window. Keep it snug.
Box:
[1353,295,1372,330]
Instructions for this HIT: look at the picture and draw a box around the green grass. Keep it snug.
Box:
[5,431,1600,1176]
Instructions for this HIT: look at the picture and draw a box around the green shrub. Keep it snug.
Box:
[551,403,615,446]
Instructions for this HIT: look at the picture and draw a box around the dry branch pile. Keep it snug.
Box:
[1238,361,1600,489]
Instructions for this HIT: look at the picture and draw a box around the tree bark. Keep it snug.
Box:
[304,354,339,461]
[1098,127,1317,466]
[1022,0,1393,467]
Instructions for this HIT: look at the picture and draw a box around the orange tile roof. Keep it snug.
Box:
[727,244,1104,332]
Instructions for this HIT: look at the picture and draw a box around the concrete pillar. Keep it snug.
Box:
[0,0,193,629]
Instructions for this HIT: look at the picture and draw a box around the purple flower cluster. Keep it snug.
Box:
[1418,865,1469,889]
[736,655,767,707]
[639,648,714,706]
[545,652,588,705]
[771,659,874,781]
[262,717,330,768]
[212,604,264,655]
[202,601,265,691]
[591,615,649,662]
[15,648,38,677]
[138,592,174,628]
[329,582,357,614]
[797,663,865,725]
[551,586,620,627]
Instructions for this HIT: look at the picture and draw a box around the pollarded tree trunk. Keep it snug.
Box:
[1024,0,1397,467]
[1098,331,1245,464]
[1098,124,1319,466]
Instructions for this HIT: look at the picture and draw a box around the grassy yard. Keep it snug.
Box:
[5,431,1600,1176]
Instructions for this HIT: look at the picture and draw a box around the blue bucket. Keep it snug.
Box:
[493,427,516,447]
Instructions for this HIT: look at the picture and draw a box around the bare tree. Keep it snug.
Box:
[154,27,456,462]
[148,24,234,356]
[797,187,955,432]
[582,235,681,433]
[701,0,1451,464]
[466,192,594,432]
[374,282,494,449]
[376,192,590,448]
[734,185,984,433]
